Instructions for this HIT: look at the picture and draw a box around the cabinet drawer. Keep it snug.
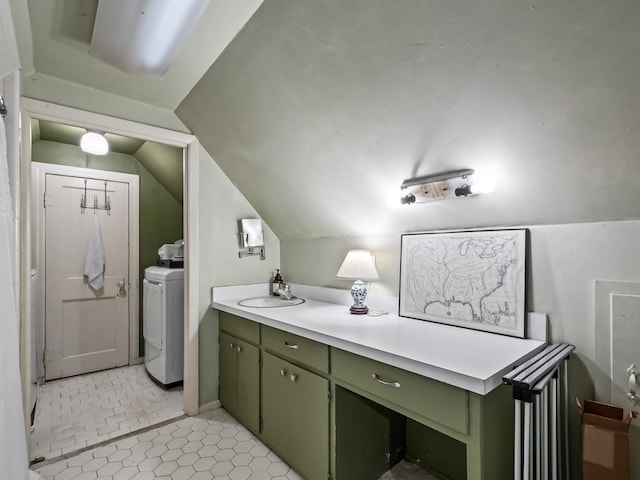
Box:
[332,348,468,435]
[262,326,329,373]
[219,312,260,344]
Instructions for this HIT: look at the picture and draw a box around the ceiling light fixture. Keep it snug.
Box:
[397,169,496,206]
[90,0,211,77]
[80,131,109,155]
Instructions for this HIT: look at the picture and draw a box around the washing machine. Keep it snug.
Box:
[143,266,184,387]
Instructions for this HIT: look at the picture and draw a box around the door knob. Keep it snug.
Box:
[117,278,126,296]
[627,364,638,404]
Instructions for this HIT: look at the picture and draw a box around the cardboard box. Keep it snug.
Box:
[577,399,637,480]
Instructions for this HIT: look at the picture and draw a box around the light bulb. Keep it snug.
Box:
[386,191,402,209]
[470,173,496,194]
[80,132,109,155]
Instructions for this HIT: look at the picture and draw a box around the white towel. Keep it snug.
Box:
[84,214,105,290]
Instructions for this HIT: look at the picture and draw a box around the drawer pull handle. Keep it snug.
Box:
[280,368,287,376]
[284,341,299,350]
[372,373,401,388]
[290,373,298,382]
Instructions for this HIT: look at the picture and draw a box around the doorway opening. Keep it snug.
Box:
[20,99,200,463]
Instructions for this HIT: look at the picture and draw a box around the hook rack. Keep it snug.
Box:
[80,179,111,214]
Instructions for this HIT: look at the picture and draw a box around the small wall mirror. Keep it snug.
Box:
[238,218,264,248]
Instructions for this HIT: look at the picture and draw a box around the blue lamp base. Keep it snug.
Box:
[350,280,369,315]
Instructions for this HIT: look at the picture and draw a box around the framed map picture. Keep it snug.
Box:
[399,229,527,338]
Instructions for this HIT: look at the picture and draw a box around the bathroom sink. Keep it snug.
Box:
[237,296,305,308]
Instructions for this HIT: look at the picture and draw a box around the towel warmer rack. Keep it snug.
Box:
[503,342,575,480]
[80,179,111,214]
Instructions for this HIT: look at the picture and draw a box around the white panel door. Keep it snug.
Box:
[44,174,129,380]
[595,281,640,406]
[595,281,640,478]
[610,293,640,408]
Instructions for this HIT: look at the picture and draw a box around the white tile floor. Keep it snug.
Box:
[32,364,183,460]
[33,406,439,480]
[379,461,438,480]
[34,408,303,480]
[31,366,436,480]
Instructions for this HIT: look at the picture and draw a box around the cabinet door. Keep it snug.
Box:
[262,352,329,480]
[236,338,260,433]
[219,332,237,412]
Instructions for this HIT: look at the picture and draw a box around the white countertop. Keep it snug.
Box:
[211,284,545,395]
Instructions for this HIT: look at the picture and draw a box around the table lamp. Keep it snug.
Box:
[336,249,379,314]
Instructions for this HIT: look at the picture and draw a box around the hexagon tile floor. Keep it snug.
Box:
[31,406,436,480]
[32,364,183,460]
[33,407,304,480]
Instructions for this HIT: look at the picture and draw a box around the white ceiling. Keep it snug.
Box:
[12,0,263,110]
[177,0,640,240]
[10,0,640,243]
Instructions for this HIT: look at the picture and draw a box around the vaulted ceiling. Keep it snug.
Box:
[176,0,640,239]
[11,0,262,110]
[11,1,261,207]
[10,1,640,242]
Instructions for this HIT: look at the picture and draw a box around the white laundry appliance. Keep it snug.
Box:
[143,266,184,387]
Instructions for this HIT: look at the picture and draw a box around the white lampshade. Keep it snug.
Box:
[80,132,109,155]
[336,250,379,280]
[90,0,211,76]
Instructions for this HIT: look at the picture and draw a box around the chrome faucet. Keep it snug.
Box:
[277,283,295,300]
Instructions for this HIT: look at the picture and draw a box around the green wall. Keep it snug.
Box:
[135,141,184,205]
[197,146,281,407]
[32,140,183,354]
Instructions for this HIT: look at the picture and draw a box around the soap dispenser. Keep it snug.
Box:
[271,269,283,296]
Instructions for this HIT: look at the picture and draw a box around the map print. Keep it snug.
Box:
[400,230,526,337]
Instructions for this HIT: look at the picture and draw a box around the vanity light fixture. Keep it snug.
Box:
[336,250,379,315]
[398,169,495,205]
[80,131,109,155]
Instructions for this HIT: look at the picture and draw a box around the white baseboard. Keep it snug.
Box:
[199,400,221,414]
[130,356,145,366]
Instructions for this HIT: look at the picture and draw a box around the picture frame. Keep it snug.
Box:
[399,229,527,338]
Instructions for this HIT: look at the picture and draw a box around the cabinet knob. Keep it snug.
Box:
[236,346,242,352]
[290,373,298,382]
[229,343,234,349]
[280,368,287,376]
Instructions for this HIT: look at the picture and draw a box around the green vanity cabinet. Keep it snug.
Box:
[332,347,514,480]
[261,351,330,480]
[216,310,516,480]
[219,331,260,433]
